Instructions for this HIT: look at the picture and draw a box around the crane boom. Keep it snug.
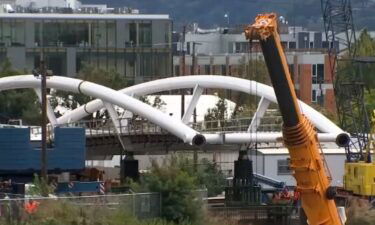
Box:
[245,13,342,225]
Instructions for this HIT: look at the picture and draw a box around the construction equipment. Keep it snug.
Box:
[321,0,375,198]
[245,13,348,225]
[321,0,369,163]
[225,150,262,206]
[343,110,375,196]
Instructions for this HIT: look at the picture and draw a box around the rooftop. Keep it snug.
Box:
[0,13,170,20]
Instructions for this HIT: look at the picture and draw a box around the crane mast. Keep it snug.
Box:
[245,13,343,225]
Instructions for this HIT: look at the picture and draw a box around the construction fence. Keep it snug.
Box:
[0,193,161,224]
[208,205,304,225]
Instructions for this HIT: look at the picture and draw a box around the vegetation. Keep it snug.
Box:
[131,155,226,224]
[28,174,56,197]
[0,59,40,125]
[204,97,228,122]
[335,29,375,127]
[0,200,199,225]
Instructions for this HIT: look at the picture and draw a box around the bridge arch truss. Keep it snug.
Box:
[0,75,344,147]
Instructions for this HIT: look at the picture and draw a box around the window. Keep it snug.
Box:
[312,89,317,102]
[186,42,191,55]
[312,64,324,84]
[234,42,250,53]
[128,23,137,46]
[204,65,210,74]
[92,20,107,47]
[174,65,180,76]
[288,42,296,49]
[0,19,25,46]
[221,65,227,75]
[235,42,241,53]
[288,64,294,82]
[309,41,314,48]
[139,23,152,47]
[277,159,291,175]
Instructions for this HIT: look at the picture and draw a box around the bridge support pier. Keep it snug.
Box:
[120,153,139,183]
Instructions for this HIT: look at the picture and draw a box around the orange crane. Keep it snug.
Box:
[245,13,346,225]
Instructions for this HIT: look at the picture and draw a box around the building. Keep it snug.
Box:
[250,148,346,187]
[173,24,338,113]
[0,3,172,84]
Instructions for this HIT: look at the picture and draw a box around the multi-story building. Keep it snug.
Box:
[173,25,338,113]
[0,3,172,84]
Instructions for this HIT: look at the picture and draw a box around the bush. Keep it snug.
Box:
[137,156,204,224]
[131,155,226,224]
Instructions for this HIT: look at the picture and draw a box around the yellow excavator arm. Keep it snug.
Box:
[245,13,343,225]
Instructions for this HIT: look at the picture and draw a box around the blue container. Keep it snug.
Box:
[0,127,86,174]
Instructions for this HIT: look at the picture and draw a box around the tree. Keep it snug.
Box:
[177,157,226,197]
[131,155,226,224]
[136,156,203,224]
[0,58,41,125]
[204,97,229,130]
[341,30,375,116]
[204,97,228,121]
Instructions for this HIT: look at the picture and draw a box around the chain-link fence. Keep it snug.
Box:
[0,193,161,224]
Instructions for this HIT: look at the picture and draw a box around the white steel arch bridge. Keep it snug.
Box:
[0,75,345,156]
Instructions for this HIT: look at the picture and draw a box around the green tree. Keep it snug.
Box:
[177,157,226,197]
[0,58,41,125]
[204,97,228,130]
[354,29,375,91]
[204,97,228,121]
[136,156,203,224]
[341,30,375,116]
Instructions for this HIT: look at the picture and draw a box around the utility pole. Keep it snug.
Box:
[40,20,48,182]
[192,41,200,172]
[181,25,186,118]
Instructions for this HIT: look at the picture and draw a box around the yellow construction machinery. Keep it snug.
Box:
[344,110,375,196]
[245,13,346,225]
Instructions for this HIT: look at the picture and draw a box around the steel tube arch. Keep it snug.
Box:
[58,75,343,134]
[204,132,344,144]
[0,75,204,145]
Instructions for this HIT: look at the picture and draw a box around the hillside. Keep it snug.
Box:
[81,0,375,31]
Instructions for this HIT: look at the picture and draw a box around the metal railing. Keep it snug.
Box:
[8,115,284,142]
[60,118,169,138]
[191,116,283,133]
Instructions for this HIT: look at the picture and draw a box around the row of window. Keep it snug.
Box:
[232,41,337,53]
[0,49,171,78]
[0,19,170,48]
[174,64,228,76]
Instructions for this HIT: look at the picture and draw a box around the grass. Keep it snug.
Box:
[0,199,234,225]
